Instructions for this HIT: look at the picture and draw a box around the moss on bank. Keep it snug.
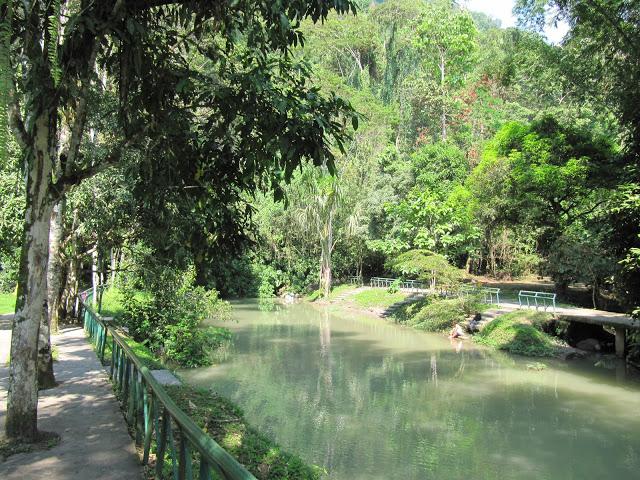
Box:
[387,295,561,358]
[392,296,485,332]
[475,311,561,357]
[167,386,322,480]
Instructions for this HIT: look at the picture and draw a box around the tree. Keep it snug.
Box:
[387,249,464,289]
[414,2,478,141]
[1,0,357,441]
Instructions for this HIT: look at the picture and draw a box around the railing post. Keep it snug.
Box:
[143,389,154,464]
[178,428,193,480]
[156,408,169,479]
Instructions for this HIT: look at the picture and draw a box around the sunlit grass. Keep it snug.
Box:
[353,289,407,308]
[0,292,16,314]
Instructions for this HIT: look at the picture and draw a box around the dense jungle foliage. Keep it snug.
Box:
[1,0,640,441]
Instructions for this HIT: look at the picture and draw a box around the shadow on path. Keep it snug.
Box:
[0,326,142,479]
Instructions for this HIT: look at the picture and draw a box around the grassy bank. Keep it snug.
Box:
[319,286,563,359]
[88,296,320,480]
[352,289,407,308]
[0,292,16,314]
[474,311,562,357]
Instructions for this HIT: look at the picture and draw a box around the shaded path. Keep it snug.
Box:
[0,325,142,479]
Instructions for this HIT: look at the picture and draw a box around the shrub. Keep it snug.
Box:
[120,266,232,367]
[408,296,483,332]
[475,311,559,357]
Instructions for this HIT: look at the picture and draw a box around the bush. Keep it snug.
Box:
[0,251,19,293]
[475,311,559,357]
[120,266,232,367]
[408,296,483,332]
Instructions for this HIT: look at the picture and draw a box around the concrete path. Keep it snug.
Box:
[0,323,142,479]
[485,301,639,329]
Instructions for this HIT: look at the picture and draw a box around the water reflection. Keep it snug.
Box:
[182,301,640,480]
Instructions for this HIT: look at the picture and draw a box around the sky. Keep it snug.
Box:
[463,0,570,44]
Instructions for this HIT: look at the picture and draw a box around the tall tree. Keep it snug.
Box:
[1,0,356,441]
[414,1,478,141]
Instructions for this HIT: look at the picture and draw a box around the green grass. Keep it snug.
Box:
[0,292,16,314]
[326,284,359,300]
[166,385,322,480]
[305,284,360,302]
[475,311,561,357]
[353,289,407,308]
[101,331,164,370]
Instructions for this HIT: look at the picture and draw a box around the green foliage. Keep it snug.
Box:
[119,266,232,368]
[408,297,481,332]
[390,295,430,323]
[386,249,464,288]
[353,289,406,308]
[475,311,559,357]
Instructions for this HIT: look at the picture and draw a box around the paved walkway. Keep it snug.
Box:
[0,322,142,479]
[485,301,639,329]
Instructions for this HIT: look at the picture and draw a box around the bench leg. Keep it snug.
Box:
[615,327,626,358]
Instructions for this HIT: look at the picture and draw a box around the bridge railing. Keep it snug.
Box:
[518,290,556,312]
[79,289,256,480]
[369,277,426,292]
[459,285,501,305]
[346,275,363,285]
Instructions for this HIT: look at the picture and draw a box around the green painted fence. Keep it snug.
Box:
[79,290,256,480]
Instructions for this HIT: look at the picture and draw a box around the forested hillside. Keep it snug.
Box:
[1,1,638,310]
[1,0,640,461]
[209,0,639,314]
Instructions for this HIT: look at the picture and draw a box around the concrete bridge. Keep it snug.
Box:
[485,301,639,357]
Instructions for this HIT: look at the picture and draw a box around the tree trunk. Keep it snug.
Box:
[37,199,61,389]
[439,49,447,141]
[92,245,99,306]
[7,113,55,441]
[47,199,65,333]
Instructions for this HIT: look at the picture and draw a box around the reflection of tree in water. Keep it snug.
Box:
[197,302,640,480]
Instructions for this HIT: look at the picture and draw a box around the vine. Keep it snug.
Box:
[47,0,62,86]
[0,0,12,166]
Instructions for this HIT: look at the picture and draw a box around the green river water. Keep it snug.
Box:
[181,300,640,480]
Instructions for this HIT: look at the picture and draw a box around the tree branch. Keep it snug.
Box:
[66,43,100,172]
[7,78,30,149]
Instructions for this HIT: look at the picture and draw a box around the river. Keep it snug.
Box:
[180,300,640,480]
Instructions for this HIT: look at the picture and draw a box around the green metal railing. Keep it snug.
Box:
[459,285,501,305]
[369,277,426,291]
[79,290,256,480]
[518,290,556,312]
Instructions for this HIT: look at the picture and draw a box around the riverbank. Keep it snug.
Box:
[85,303,323,480]
[310,285,574,359]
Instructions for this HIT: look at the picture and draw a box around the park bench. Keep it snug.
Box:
[518,290,556,312]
